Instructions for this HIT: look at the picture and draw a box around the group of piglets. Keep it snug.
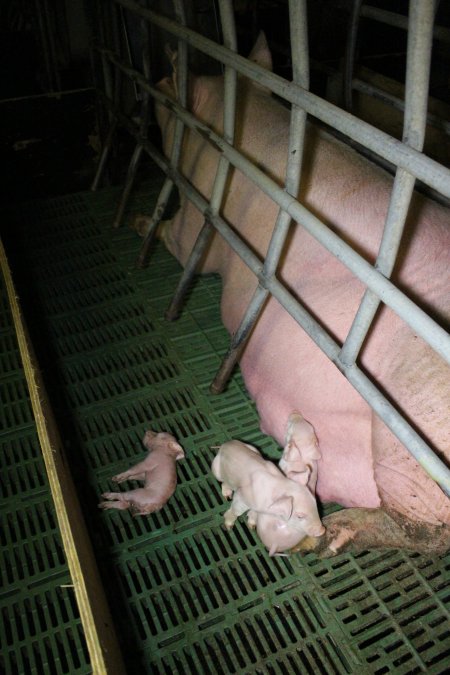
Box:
[212,412,324,556]
[99,413,324,556]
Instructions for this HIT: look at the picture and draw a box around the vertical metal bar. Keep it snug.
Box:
[91,0,123,191]
[138,0,188,265]
[165,0,238,319]
[112,3,153,226]
[91,117,119,191]
[340,0,436,366]
[211,0,310,394]
[343,0,363,111]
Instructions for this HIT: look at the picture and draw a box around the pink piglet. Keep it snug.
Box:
[99,430,185,516]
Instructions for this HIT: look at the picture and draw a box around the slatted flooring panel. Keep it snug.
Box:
[2,178,449,674]
[0,266,90,675]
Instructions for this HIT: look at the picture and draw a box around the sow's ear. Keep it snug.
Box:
[247,31,273,92]
[164,44,199,112]
[248,31,273,71]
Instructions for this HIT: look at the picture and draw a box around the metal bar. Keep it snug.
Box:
[91,0,123,191]
[211,0,310,393]
[98,47,450,365]
[165,0,238,320]
[138,0,188,265]
[360,4,450,43]
[343,0,363,111]
[113,0,450,198]
[91,116,118,191]
[340,0,436,366]
[352,78,450,136]
[112,4,153,227]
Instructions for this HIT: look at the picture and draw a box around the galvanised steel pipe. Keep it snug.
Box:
[112,6,153,228]
[138,0,188,266]
[90,0,122,191]
[166,0,238,321]
[97,46,450,365]
[360,4,450,42]
[343,0,363,112]
[340,0,436,366]
[114,0,450,198]
[211,0,310,393]
[352,79,450,136]
[97,91,450,496]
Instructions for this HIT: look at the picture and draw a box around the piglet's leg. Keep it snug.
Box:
[112,456,153,483]
[98,493,131,511]
[221,482,233,499]
[247,510,258,529]
[224,491,248,529]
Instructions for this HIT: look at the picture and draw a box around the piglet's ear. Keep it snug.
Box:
[269,495,293,521]
[170,441,185,460]
[288,468,310,486]
[309,441,321,460]
[283,441,302,462]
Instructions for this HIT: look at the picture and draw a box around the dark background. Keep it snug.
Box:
[1,0,449,205]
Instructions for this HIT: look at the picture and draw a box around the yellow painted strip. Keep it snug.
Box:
[0,238,125,675]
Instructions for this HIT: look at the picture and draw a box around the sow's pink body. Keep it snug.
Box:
[152,35,450,554]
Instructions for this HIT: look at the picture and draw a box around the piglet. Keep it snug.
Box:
[98,430,184,515]
[279,412,321,494]
[212,440,324,554]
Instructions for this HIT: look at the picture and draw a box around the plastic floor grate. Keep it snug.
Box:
[0,271,91,674]
[2,176,450,674]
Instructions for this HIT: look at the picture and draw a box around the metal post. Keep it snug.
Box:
[165,0,238,320]
[91,0,123,191]
[138,0,188,265]
[340,0,436,366]
[211,0,310,393]
[343,0,363,111]
[112,2,153,227]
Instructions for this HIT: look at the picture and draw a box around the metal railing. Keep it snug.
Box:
[90,0,450,496]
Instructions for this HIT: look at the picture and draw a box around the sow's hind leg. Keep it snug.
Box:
[294,505,450,557]
[295,433,450,556]
[296,345,450,557]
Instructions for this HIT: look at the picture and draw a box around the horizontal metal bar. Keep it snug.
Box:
[113,0,450,199]
[360,5,450,43]
[353,78,450,136]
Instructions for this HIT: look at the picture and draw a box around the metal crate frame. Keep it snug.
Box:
[90,0,450,493]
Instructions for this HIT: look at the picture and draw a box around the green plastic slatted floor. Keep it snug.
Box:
[2,177,450,674]
[0,258,90,672]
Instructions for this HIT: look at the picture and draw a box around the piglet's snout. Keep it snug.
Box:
[307,523,326,537]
